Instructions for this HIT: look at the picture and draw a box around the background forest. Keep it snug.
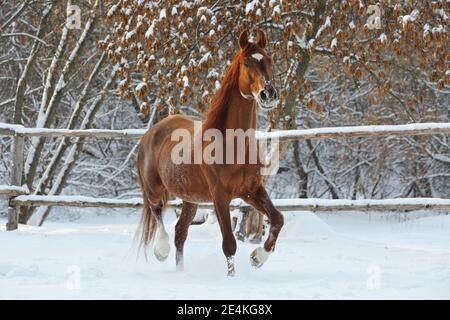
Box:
[0,0,448,228]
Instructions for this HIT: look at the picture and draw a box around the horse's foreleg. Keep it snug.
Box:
[245,186,284,268]
[174,202,198,271]
[213,196,236,276]
[201,163,236,276]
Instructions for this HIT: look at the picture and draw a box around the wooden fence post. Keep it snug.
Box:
[6,134,24,231]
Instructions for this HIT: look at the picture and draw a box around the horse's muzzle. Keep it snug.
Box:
[257,86,279,111]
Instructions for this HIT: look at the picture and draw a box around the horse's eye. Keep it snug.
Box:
[244,62,249,68]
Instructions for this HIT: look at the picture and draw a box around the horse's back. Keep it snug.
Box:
[137,115,211,203]
[139,114,197,155]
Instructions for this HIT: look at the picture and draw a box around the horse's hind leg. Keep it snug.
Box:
[151,200,170,262]
[174,201,198,271]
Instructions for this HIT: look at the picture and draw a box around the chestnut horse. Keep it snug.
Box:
[137,29,284,276]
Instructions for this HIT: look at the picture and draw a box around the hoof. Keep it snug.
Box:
[154,229,170,262]
[154,247,169,261]
[227,269,236,277]
[153,241,170,262]
[250,247,270,268]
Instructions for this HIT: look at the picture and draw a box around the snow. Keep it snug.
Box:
[431,153,450,164]
[0,185,29,195]
[182,76,189,88]
[145,20,156,39]
[107,4,118,18]
[210,16,217,26]
[436,9,448,20]
[378,33,387,43]
[401,9,420,28]
[432,25,445,34]
[330,38,337,49]
[423,24,431,38]
[123,8,132,16]
[55,77,66,91]
[199,52,212,66]
[159,9,166,20]
[245,0,259,14]
[316,16,331,39]
[1,211,450,299]
[273,5,281,15]
[125,29,136,41]
[207,69,219,79]
[197,7,213,17]
[135,82,147,92]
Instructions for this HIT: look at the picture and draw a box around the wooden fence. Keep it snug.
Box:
[1,122,450,230]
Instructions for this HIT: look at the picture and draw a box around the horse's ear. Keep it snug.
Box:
[255,29,267,49]
[239,30,249,49]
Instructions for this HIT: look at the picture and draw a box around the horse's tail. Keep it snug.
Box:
[136,151,158,254]
[138,193,157,251]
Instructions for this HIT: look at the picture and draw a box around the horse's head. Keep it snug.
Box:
[238,29,278,111]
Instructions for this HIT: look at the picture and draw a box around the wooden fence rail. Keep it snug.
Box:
[2,122,450,141]
[1,121,450,230]
[0,185,28,197]
[8,195,450,212]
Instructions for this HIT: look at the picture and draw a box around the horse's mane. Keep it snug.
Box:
[202,43,256,132]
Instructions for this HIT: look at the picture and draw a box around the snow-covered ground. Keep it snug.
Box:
[1,210,450,299]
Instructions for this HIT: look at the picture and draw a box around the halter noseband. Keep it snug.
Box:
[240,90,254,100]
[240,79,272,101]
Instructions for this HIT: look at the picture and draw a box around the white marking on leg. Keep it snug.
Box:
[250,247,271,268]
[226,256,235,277]
[176,251,184,271]
[154,223,170,261]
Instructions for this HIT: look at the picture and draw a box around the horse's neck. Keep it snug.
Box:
[224,89,256,131]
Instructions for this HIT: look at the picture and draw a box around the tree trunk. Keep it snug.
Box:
[33,52,106,197]
[24,0,99,190]
[293,140,308,198]
[12,1,55,125]
[306,139,339,199]
[27,65,118,225]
